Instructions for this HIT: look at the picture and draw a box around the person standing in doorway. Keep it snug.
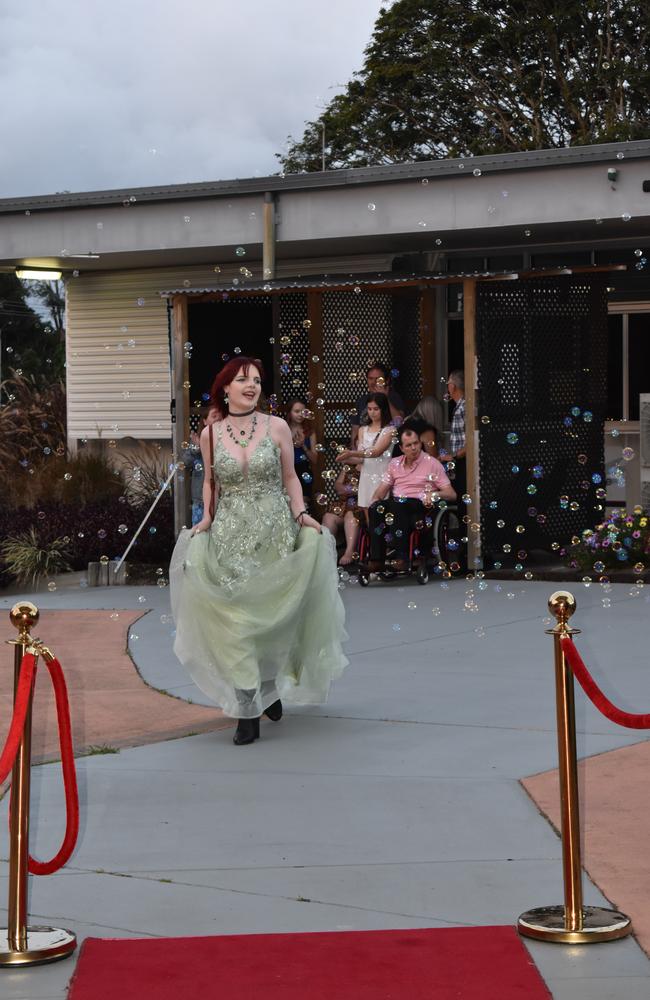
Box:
[181,407,218,526]
[337,393,395,522]
[447,370,466,501]
[285,398,318,506]
[350,364,405,447]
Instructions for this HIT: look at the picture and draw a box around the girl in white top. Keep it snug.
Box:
[336,393,395,516]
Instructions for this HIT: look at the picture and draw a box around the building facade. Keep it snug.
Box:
[1,141,650,561]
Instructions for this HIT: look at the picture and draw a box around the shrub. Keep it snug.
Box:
[0,527,72,586]
[570,507,650,575]
[0,494,175,588]
[3,451,125,510]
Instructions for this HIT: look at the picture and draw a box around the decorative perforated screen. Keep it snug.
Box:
[392,292,422,405]
[322,290,392,401]
[477,275,608,563]
[187,288,426,503]
[277,293,309,406]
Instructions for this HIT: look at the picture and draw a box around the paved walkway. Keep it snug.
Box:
[0,609,229,779]
[1,575,650,998]
[525,739,650,955]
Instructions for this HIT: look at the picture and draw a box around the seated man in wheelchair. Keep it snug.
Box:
[367,426,456,573]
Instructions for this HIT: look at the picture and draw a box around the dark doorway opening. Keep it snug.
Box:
[188,299,275,416]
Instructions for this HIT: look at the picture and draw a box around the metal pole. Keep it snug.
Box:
[1,602,76,965]
[551,596,583,931]
[462,278,480,569]
[7,612,34,952]
[518,592,632,945]
[170,295,190,536]
[113,463,180,575]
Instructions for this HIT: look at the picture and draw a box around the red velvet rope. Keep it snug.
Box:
[2,651,79,875]
[27,656,79,875]
[0,652,37,785]
[561,636,650,730]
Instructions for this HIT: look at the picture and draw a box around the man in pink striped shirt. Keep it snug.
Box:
[367,426,456,572]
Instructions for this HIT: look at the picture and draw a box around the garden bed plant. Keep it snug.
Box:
[0,495,174,589]
[0,372,177,589]
[569,506,649,577]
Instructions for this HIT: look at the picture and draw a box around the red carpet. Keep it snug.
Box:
[69,926,550,999]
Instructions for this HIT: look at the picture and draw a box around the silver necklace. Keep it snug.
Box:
[226,411,258,448]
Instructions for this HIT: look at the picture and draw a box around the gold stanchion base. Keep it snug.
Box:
[518,905,632,944]
[0,926,77,966]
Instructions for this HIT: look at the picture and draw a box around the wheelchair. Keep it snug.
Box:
[432,502,464,568]
[356,501,463,587]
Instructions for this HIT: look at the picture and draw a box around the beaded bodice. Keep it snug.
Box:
[214,422,284,498]
[206,421,297,593]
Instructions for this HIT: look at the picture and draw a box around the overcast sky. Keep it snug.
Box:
[0,0,383,198]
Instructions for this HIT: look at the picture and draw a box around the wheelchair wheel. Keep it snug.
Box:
[358,567,370,587]
[434,505,462,567]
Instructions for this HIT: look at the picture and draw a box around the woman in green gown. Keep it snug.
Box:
[170,357,348,745]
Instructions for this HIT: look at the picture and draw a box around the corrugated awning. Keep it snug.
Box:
[159,271,467,296]
[159,264,623,297]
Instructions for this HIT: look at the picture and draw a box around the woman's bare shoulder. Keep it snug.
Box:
[200,423,219,442]
[268,414,290,435]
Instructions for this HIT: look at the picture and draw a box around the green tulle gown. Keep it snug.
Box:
[170,419,348,719]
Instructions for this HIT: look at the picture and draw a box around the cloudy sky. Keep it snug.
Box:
[0,0,383,198]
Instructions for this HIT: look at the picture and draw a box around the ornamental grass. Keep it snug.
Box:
[0,527,72,587]
[0,372,66,468]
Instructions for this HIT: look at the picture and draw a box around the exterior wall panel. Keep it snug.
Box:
[65,255,393,444]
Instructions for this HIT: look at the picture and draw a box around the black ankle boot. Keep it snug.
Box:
[264,699,283,722]
[233,717,260,745]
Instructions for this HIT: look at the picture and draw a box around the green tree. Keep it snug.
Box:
[0,274,64,387]
[31,279,66,340]
[279,0,650,173]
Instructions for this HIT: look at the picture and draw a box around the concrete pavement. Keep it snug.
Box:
[1,574,650,998]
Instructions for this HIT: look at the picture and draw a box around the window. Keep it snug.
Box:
[629,314,650,421]
[606,314,623,420]
[607,311,650,421]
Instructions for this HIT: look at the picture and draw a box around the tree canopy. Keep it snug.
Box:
[0,275,65,388]
[278,0,650,173]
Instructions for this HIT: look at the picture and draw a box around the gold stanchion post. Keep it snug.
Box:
[518,591,632,944]
[0,602,76,966]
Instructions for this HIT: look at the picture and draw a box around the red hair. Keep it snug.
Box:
[210,356,265,417]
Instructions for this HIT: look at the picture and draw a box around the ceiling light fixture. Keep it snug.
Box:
[16,268,63,280]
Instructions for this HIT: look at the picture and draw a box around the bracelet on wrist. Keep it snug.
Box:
[294,509,308,522]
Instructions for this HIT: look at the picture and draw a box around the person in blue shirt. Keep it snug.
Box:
[181,407,218,525]
[285,398,318,503]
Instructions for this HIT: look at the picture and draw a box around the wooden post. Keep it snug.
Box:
[307,291,325,491]
[271,297,282,403]
[263,192,276,280]
[419,288,436,398]
[462,279,480,569]
[171,295,190,535]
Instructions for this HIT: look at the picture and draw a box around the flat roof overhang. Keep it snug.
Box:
[0,222,648,278]
[1,140,649,275]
